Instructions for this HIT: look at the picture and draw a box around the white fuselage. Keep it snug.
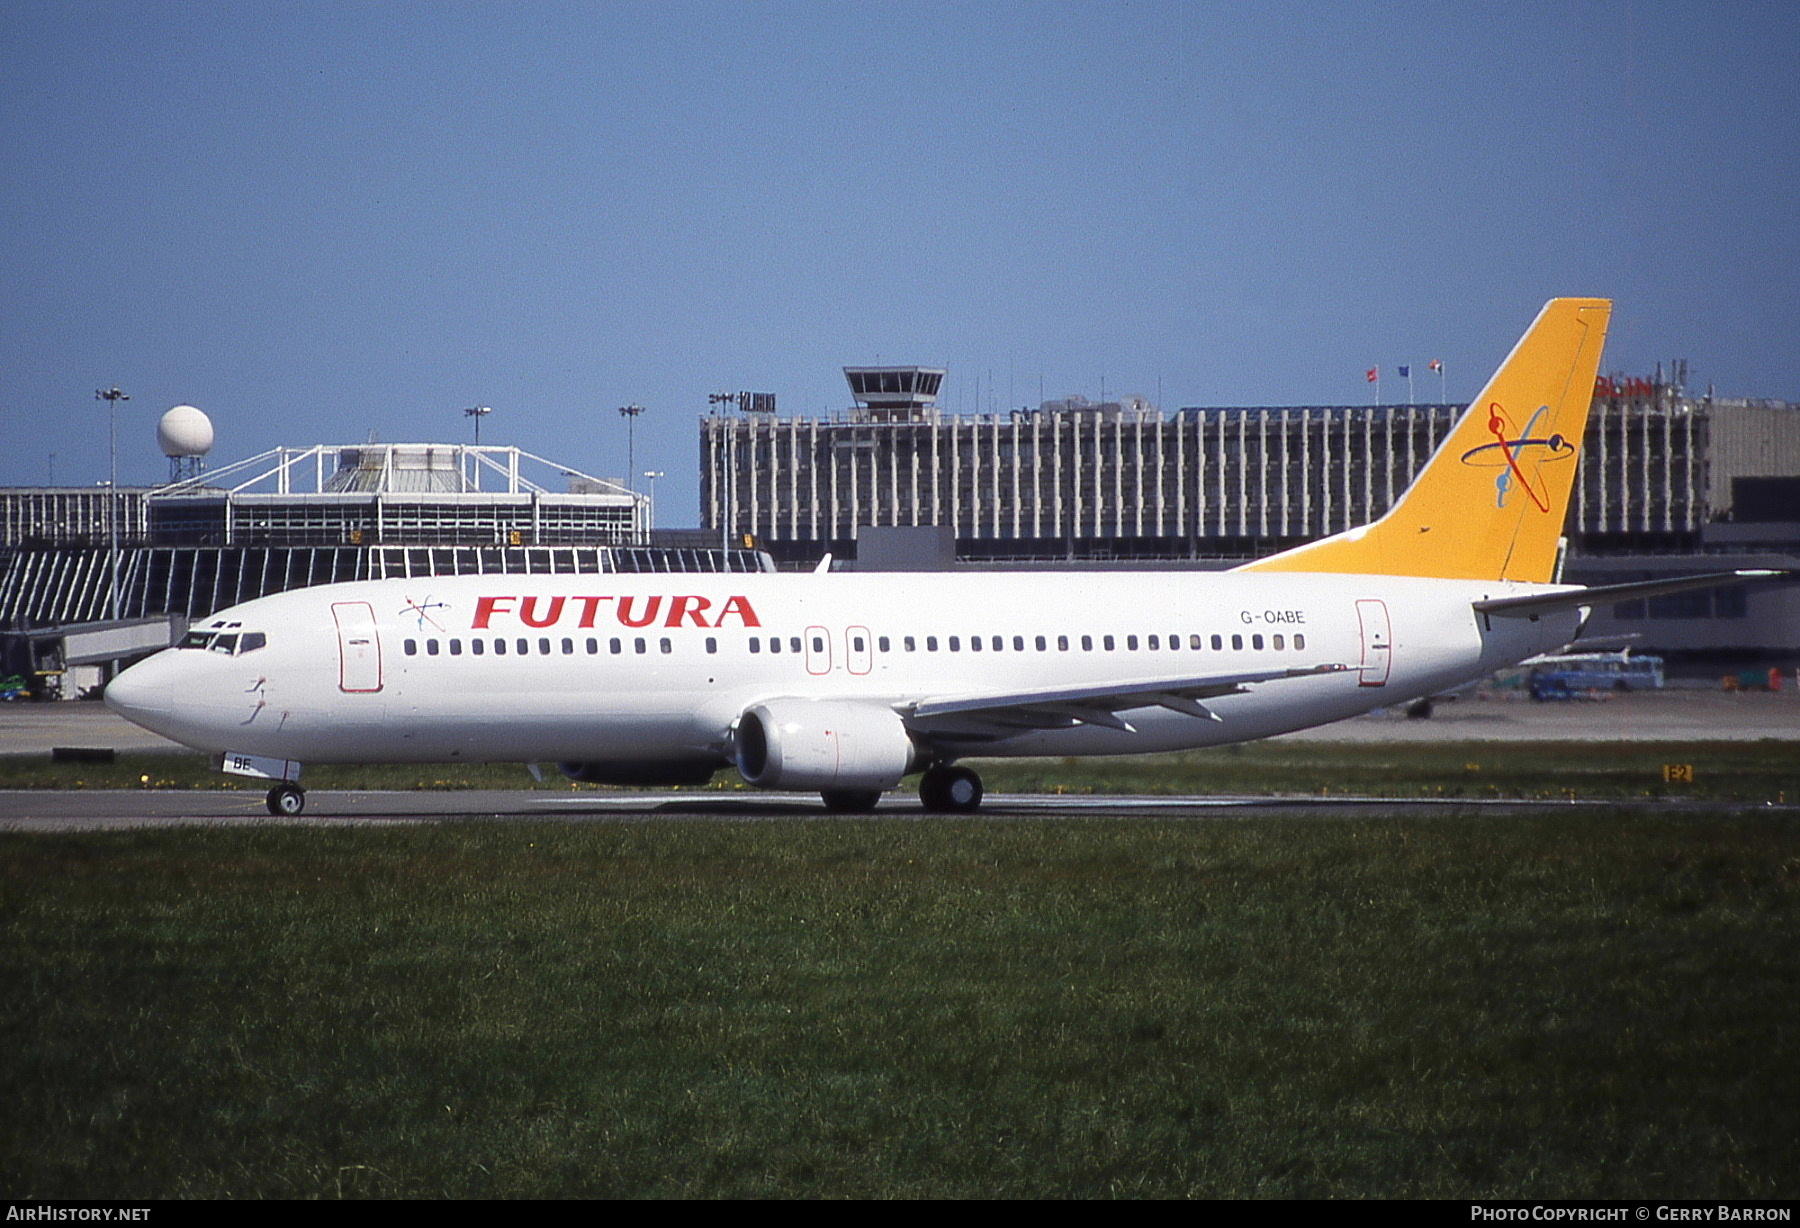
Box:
[105,569,1581,774]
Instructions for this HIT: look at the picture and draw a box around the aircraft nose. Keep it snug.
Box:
[105,654,175,725]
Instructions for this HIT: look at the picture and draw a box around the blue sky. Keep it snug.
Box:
[4,1,1796,521]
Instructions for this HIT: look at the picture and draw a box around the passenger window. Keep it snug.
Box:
[1081,636,1092,651]
[586,638,598,654]
[852,635,865,652]
[516,639,528,656]
[1273,634,1285,650]
[706,637,717,654]
[634,638,647,654]
[538,638,551,655]
[472,639,484,655]
[926,636,938,652]
[1103,636,1115,651]
[561,638,574,655]
[610,638,622,655]
[1232,634,1243,651]
[1035,636,1046,651]
[449,639,462,656]
[750,638,761,654]
[789,637,801,653]
[495,638,507,655]
[404,639,418,656]
[949,636,961,652]
[1211,635,1223,651]
[1147,635,1159,650]
[1294,633,1306,650]
[426,639,440,656]
[1190,634,1202,650]
[660,638,672,654]
[1058,636,1069,651]
[1252,634,1264,650]
[878,637,889,652]
[970,637,982,652]
[768,637,780,654]
[1127,636,1138,651]
[904,636,916,652]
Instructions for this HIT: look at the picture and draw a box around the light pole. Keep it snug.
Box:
[95,386,129,621]
[707,393,736,552]
[616,404,644,490]
[642,470,663,534]
[463,405,492,445]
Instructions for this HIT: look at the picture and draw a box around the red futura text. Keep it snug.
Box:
[471,594,762,631]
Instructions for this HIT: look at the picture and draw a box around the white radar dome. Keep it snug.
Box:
[157,405,214,458]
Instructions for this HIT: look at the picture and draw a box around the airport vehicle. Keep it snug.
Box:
[104,299,1780,815]
[1527,650,1664,699]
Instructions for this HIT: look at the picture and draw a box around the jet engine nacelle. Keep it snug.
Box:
[558,759,724,786]
[735,699,917,791]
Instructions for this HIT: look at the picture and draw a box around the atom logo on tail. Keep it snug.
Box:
[1459,403,1576,511]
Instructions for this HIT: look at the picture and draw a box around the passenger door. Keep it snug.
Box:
[332,601,384,693]
[1355,599,1391,688]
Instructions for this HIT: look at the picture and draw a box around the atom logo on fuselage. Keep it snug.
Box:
[400,596,450,632]
[1459,403,1574,511]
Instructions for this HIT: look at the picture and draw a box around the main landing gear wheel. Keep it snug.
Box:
[266,784,306,817]
[821,789,882,813]
[919,765,983,813]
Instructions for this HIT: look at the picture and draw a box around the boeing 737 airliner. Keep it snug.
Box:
[104,299,1780,815]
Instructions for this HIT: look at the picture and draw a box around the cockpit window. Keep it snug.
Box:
[179,630,266,655]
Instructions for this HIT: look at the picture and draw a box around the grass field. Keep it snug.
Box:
[4,804,1798,1198]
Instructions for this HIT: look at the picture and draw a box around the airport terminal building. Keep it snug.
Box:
[0,440,763,696]
[5,365,1796,694]
[702,367,1800,670]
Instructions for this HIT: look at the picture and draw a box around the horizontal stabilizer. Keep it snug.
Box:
[1473,570,1789,619]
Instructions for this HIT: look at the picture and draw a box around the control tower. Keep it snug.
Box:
[844,366,945,422]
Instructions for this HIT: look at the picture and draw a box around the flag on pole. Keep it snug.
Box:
[1429,359,1442,373]
[1365,368,1377,382]
[1398,365,1410,378]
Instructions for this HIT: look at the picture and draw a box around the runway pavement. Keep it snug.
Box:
[0,691,1793,831]
[4,785,1794,832]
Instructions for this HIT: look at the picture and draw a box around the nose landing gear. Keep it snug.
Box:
[266,784,306,816]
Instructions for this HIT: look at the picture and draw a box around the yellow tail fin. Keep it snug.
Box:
[1237,297,1611,583]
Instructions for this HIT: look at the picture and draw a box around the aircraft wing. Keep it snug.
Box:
[904,663,1351,740]
[1474,569,1789,619]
